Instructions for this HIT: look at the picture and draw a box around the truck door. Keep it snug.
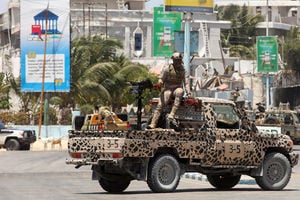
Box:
[212,104,257,165]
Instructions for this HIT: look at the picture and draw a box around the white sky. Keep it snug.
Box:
[0,0,9,14]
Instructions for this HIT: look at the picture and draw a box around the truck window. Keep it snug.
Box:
[213,104,240,129]
[292,113,299,123]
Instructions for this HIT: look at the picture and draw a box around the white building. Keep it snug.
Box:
[1,0,299,110]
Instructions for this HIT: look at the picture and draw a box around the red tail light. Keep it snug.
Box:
[70,152,82,159]
[98,124,103,130]
[127,122,130,129]
[112,153,122,159]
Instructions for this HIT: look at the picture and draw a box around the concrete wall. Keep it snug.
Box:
[9,125,72,139]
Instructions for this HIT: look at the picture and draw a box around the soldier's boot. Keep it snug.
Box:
[168,98,180,125]
[147,110,161,129]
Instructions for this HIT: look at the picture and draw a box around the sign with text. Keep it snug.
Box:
[153,7,182,57]
[257,36,278,73]
[174,31,199,55]
[20,0,70,92]
[165,0,214,13]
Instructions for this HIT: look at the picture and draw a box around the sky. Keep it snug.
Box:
[0,0,250,14]
[0,0,9,14]
[145,0,232,10]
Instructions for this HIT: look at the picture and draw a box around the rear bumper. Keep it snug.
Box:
[66,158,96,166]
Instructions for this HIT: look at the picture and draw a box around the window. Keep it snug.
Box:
[213,104,240,129]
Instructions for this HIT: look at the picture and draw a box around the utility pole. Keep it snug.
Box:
[183,12,193,78]
[266,0,270,110]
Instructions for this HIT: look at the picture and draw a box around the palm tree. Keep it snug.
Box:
[0,72,11,109]
[79,55,154,110]
[51,35,124,108]
[217,4,264,59]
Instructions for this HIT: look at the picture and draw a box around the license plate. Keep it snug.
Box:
[101,137,124,152]
[224,140,244,158]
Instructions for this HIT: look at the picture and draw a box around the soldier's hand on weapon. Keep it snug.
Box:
[153,82,163,91]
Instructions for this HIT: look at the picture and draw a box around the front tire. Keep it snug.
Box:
[5,139,20,151]
[207,174,241,189]
[98,178,130,193]
[147,154,181,193]
[255,152,291,190]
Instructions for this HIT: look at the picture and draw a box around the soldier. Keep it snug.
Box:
[147,52,191,129]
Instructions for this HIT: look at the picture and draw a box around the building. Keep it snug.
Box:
[2,0,299,110]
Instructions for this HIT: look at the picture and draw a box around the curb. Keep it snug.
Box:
[183,173,256,185]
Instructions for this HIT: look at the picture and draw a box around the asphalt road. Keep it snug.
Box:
[0,150,299,200]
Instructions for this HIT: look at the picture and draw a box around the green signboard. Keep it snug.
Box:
[153,7,182,57]
[257,36,278,73]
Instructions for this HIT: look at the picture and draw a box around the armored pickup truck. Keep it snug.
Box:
[256,108,300,144]
[66,97,299,193]
[0,121,36,150]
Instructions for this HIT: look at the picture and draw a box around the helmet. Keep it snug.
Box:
[171,52,182,60]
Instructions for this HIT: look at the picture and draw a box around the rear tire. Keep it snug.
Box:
[255,152,291,190]
[207,174,241,189]
[21,144,31,151]
[147,154,180,193]
[98,177,130,193]
[264,117,280,124]
[5,139,20,151]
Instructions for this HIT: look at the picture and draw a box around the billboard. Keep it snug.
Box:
[165,0,214,13]
[20,0,70,92]
[174,31,199,55]
[153,7,182,57]
[257,36,278,73]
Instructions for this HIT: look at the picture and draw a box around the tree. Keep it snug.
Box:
[217,4,264,59]
[79,55,157,110]
[283,26,300,71]
[0,72,11,109]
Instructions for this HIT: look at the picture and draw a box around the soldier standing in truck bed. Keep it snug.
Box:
[147,52,191,129]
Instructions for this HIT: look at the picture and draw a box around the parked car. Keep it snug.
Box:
[0,120,36,150]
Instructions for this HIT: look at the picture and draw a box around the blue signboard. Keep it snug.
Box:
[174,31,199,55]
[20,0,70,92]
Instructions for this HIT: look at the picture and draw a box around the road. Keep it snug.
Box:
[0,149,299,200]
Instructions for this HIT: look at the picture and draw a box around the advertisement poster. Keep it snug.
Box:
[257,36,278,73]
[153,7,182,57]
[174,31,199,55]
[165,0,214,13]
[20,0,70,92]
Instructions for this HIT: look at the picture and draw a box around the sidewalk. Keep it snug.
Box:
[30,138,68,151]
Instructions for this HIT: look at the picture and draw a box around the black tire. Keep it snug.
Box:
[21,144,31,151]
[98,178,130,193]
[5,139,20,151]
[264,117,280,124]
[207,174,241,190]
[255,152,291,190]
[147,154,181,193]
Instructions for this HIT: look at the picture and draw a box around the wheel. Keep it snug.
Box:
[147,154,181,193]
[264,117,280,124]
[98,177,130,193]
[255,152,291,190]
[207,174,241,189]
[5,139,20,151]
[21,144,31,151]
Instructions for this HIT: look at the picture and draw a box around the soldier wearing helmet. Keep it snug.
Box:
[147,52,191,129]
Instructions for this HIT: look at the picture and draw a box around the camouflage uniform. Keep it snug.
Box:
[99,106,114,129]
[148,52,190,129]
